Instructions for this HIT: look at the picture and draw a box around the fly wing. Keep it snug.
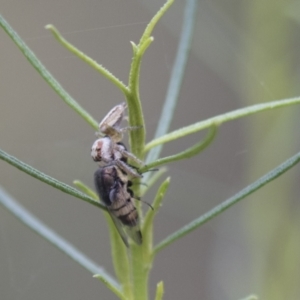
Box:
[106,208,142,246]
[94,165,142,246]
[94,166,129,246]
[124,224,142,245]
[106,210,129,247]
[109,182,142,245]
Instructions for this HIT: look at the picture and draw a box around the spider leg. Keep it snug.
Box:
[115,145,145,167]
[115,159,143,178]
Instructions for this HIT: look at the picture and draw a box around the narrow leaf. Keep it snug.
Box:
[145,97,300,151]
[46,25,128,96]
[75,176,132,297]
[154,150,300,254]
[0,14,98,130]
[140,167,167,197]
[238,295,259,300]
[143,126,217,171]
[73,180,99,200]
[0,149,105,210]
[154,281,165,300]
[93,274,126,300]
[107,214,132,299]
[140,0,174,45]
[142,178,170,264]
[143,178,171,236]
[146,0,199,165]
[0,188,119,289]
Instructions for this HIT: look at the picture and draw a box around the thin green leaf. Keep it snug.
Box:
[140,167,167,197]
[238,295,258,300]
[130,41,138,54]
[154,281,165,300]
[145,96,300,151]
[107,214,132,299]
[93,274,126,300]
[0,187,119,289]
[0,149,105,210]
[146,0,199,165]
[154,150,300,254]
[143,126,217,171]
[74,177,132,297]
[0,14,98,130]
[143,178,171,245]
[73,180,99,200]
[46,25,128,96]
[139,0,174,45]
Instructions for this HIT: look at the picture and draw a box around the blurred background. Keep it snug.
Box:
[1,0,300,299]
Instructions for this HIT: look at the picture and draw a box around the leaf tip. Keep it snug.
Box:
[93,274,107,283]
[155,280,164,300]
[130,41,138,53]
[45,24,53,30]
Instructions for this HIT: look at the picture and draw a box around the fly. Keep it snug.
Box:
[94,164,142,246]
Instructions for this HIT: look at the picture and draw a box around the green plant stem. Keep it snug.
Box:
[0,149,104,210]
[127,38,153,158]
[153,150,300,254]
[146,0,198,165]
[144,96,300,151]
[0,14,98,130]
[126,3,176,298]
[46,25,128,96]
[130,242,150,300]
[127,0,174,159]
[0,187,119,291]
[129,178,170,300]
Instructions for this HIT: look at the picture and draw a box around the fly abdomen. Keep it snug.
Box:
[117,208,139,227]
[94,164,142,246]
[109,194,139,227]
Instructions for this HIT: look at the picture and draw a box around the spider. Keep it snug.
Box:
[91,102,144,178]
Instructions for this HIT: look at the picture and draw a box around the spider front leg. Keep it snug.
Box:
[115,144,145,167]
[114,159,143,178]
[91,138,143,178]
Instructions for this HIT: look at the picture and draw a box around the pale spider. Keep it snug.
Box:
[91,102,144,178]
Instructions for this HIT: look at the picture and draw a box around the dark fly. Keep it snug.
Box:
[94,165,142,246]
